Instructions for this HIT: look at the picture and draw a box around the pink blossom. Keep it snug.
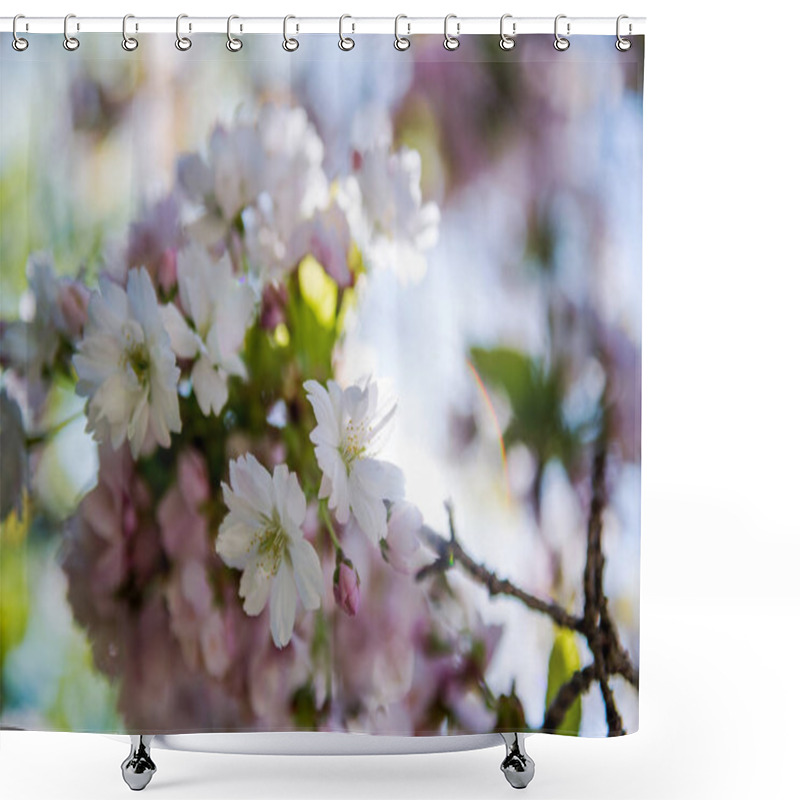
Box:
[328,532,429,732]
[65,441,160,615]
[166,560,232,678]
[200,611,231,679]
[157,449,211,563]
[125,194,183,291]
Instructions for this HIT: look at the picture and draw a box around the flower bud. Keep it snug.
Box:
[56,280,89,337]
[333,557,360,617]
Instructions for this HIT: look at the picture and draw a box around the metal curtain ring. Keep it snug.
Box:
[339,14,355,50]
[616,14,632,51]
[394,14,410,51]
[443,14,460,51]
[122,14,139,51]
[63,13,80,51]
[554,14,570,51]
[12,14,29,51]
[499,13,516,50]
[227,15,243,51]
[176,14,192,51]
[283,15,299,51]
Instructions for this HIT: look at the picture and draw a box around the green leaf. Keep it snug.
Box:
[46,625,121,732]
[285,265,338,381]
[298,256,337,330]
[545,628,582,735]
[470,346,579,471]
[0,534,30,673]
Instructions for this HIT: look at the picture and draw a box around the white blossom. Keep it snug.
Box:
[161,242,256,416]
[304,378,404,543]
[242,105,330,281]
[216,455,324,649]
[340,135,439,282]
[384,501,424,574]
[73,268,181,458]
[177,123,267,246]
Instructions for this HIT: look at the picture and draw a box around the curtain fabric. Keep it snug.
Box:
[0,32,643,737]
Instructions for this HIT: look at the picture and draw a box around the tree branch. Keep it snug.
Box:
[541,663,597,732]
[415,445,639,738]
[614,652,639,690]
[582,449,607,628]
[416,524,583,632]
[579,448,630,735]
[598,675,625,736]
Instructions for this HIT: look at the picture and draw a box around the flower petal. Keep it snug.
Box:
[221,481,263,529]
[210,281,256,364]
[216,517,257,569]
[177,242,214,332]
[161,303,199,359]
[304,379,341,447]
[230,454,274,518]
[315,444,348,521]
[269,561,297,648]
[126,267,162,339]
[192,356,228,416]
[240,561,270,617]
[289,538,323,611]
[348,480,388,543]
[127,391,150,458]
[355,457,405,503]
[285,470,308,529]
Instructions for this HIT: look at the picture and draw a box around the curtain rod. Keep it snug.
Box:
[0,16,646,37]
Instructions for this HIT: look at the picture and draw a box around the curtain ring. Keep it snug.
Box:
[443,14,460,51]
[616,15,632,51]
[283,15,299,51]
[394,14,410,51]
[122,14,139,51]
[554,14,570,51]
[12,14,29,52]
[176,14,192,51]
[339,14,355,51]
[227,15,243,52]
[63,13,80,51]
[499,14,516,50]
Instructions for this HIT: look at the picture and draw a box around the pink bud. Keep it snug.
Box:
[158,249,178,292]
[260,282,287,331]
[56,281,89,336]
[333,559,360,617]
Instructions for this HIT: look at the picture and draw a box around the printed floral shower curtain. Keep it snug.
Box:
[0,31,643,738]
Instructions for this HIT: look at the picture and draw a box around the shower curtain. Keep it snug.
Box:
[0,30,643,739]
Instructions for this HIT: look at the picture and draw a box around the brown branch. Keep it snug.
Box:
[416,524,582,632]
[614,652,639,690]
[541,663,597,732]
[598,676,625,735]
[415,444,639,738]
[578,448,631,735]
[582,449,607,628]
